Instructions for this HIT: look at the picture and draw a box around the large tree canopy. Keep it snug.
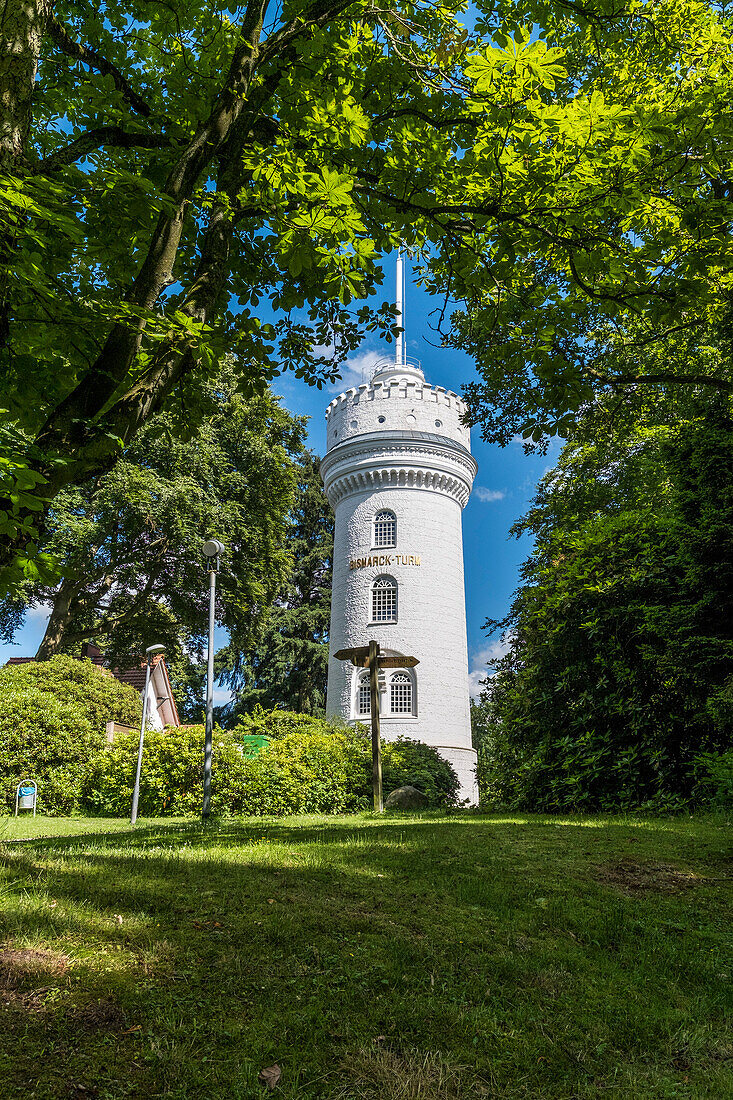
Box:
[450,0,733,446]
[0,370,303,663]
[219,450,333,717]
[2,0,732,583]
[473,390,733,810]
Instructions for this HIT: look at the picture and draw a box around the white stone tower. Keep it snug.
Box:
[321,256,478,801]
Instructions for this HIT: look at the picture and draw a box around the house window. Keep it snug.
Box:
[371,575,397,622]
[390,672,413,714]
[357,675,370,716]
[373,509,396,548]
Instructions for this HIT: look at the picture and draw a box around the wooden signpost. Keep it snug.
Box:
[334,641,419,812]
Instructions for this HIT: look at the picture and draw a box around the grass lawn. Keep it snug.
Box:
[0,812,731,1099]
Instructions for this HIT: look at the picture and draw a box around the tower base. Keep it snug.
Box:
[433,745,478,806]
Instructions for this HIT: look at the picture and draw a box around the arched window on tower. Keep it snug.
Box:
[373,509,397,548]
[390,671,414,715]
[371,575,397,623]
[356,672,370,716]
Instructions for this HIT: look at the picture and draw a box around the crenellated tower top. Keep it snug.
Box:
[324,358,471,454]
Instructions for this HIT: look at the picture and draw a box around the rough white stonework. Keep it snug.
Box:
[322,359,478,802]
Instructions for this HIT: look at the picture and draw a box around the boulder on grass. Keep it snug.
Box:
[384,785,429,811]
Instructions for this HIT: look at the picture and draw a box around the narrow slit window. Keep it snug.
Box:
[390,672,413,714]
[373,510,396,548]
[371,576,397,622]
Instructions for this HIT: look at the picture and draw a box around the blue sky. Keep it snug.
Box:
[1,260,558,697]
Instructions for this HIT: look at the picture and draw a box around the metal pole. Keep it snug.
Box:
[202,560,217,821]
[395,248,404,366]
[369,639,383,812]
[131,658,153,825]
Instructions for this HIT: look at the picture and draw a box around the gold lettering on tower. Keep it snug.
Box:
[349,553,421,570]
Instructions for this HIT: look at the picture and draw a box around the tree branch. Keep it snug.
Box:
[38,127,170,172]
[258,0,355,64]
[46,17,153,118]
[35,0,358,460]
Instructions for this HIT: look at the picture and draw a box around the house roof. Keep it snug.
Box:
[113,656,181,728]
[4,645,181,727]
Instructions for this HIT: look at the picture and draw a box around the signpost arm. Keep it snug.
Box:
[369,639,383,812]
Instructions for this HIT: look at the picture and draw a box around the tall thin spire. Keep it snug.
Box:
[395,247,404,366]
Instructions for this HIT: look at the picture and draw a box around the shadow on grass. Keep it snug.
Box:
[3,808,724,857]
[0,814,730,1099]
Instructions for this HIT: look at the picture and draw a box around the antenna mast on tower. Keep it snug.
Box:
[395,247,405,366]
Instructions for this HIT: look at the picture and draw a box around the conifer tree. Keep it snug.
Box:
[220,451,333,716]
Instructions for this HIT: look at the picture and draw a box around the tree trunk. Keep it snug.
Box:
[35,574,79,659]
[0,0,50,163]
[0,0,52,346]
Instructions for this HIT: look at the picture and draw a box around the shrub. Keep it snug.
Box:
[252,730,460,812]
[81,723,359,817]
[239,729,368,815]
[232,706,341,741]
[232,710,460,807]
[694,749,733,810]
[80,716,460,817]
[0,656,142,814]
[232,719,460,810]
[81,725,248,816]
[380,737,461,807]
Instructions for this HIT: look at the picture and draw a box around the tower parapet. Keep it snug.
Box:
[325,357,471,455]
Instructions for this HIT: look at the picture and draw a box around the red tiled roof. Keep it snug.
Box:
[4,649,180,726]
[113,664,148,692]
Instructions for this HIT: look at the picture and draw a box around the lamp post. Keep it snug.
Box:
[201,539,224,821]
[130,643,166,825]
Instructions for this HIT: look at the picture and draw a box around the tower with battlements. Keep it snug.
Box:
[321,262,478,800]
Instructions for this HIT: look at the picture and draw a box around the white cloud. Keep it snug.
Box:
[213,686,233,707]
[328,348,384,391]
[26,602,52,624]
[467,638,511,699]
[475,487,505,504]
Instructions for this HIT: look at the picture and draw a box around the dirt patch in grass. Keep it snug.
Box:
[0,944,69,988]
[593,858,704,894]
[0,944,69,1008]
[334,1046,491,1100]
[0,945,126,1034]
[69,996,127,1033]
